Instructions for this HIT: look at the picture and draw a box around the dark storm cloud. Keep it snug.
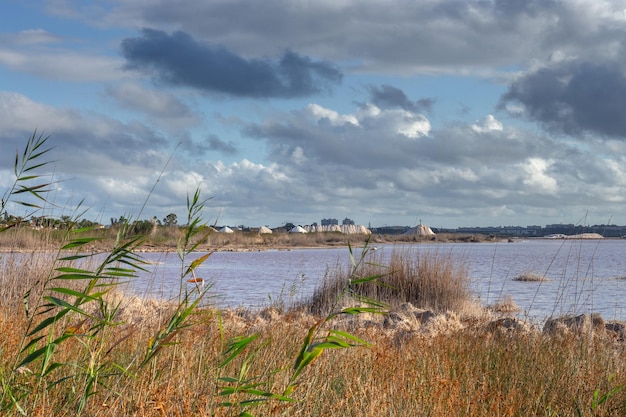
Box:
[367,85,434,113]
[207,134,238,155]
[121,29,342,98]
[500,60,626,138]
[110,0,598,73]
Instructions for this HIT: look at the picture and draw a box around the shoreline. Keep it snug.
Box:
[0,233,622,254]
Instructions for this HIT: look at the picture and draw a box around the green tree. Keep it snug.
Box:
[132,219,153,234]
[78,218,96,228]
[163,212,177,227]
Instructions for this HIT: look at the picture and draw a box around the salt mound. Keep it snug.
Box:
[565,233,603,239]
[403,224,436,236]
[258,226,273,234]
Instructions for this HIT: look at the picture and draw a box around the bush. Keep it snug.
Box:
[302,247,471,316]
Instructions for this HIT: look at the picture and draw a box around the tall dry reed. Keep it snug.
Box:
[302,247,471,316]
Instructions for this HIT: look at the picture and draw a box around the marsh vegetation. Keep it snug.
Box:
[1,133,626,416]
[0,223,498,253]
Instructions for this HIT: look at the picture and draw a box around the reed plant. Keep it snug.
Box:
[0,132,389,416]
[302,247,471,316]
[3,303,626,416]
[0,132,216,415]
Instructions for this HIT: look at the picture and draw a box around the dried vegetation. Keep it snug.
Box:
[1,132,626,416]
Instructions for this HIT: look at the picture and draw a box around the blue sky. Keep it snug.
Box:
[2,0,626,229]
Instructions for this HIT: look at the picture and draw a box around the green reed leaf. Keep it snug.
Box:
[42,296,93,318]
[220,334,259,368]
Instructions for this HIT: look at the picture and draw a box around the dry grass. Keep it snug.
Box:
[488,295,521,314]
[2,295,626,416]
[0,226,501,253]
[514,271,551,282]
[301,247,473,316]
[1,242,626,416]
[0,226,57,250]
[202,230,378,251]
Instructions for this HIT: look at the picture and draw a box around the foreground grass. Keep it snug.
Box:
[1,250,626,416]
[2,303,626,416]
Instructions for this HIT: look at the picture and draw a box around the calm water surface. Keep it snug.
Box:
[129,239,626,321]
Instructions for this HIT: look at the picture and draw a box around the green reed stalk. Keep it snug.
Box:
[215,240,388,417]
[0,132,214,415]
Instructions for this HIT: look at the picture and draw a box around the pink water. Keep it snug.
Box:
[128,239,626,321]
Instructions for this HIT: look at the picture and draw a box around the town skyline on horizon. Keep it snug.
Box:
[5,209,622,234]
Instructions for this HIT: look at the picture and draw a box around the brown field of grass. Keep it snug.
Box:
[0,224,497,253]
[1,243,626,417]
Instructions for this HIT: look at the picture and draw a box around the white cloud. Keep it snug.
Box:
[0,92,79,132]
[233,159,291,183]
[0,170,12,189]
[7,89,626,227]
[486,205,516,218]
[6,1,626,227]
[65,0,626,76]
[0,28,124,82]
[97,176,151,201]
[603,158,626,187]
[306,104,359,126]
[105,82,200,132]
[357,104,430,138]
[0,92,171,177]
[290,146,307,165]
[395,166,478,191]
[520,158,558,194]
[10,29,62,45]
[163,171,206,199]
[471,114,503,133]
[356,103,381,118]
[396,112,431,138]
[107,82,192,118]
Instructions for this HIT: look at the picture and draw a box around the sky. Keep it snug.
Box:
[2,0,626,229]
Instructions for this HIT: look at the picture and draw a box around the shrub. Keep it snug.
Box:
[302,247,471,316]
[514,271,550,282]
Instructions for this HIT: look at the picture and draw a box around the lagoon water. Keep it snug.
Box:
[130,239,626,321]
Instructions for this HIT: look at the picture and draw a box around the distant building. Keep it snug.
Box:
[342,217,355,226]
[545,224,575,229]
[321,218,338,226]
[456,226,538,236]
[369,223,626,237]
[370,226,409,235]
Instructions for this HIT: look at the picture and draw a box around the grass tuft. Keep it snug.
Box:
[300,248,472,316]
[514,271,550,282]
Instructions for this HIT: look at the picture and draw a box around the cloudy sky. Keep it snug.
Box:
[2,0,626,229]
